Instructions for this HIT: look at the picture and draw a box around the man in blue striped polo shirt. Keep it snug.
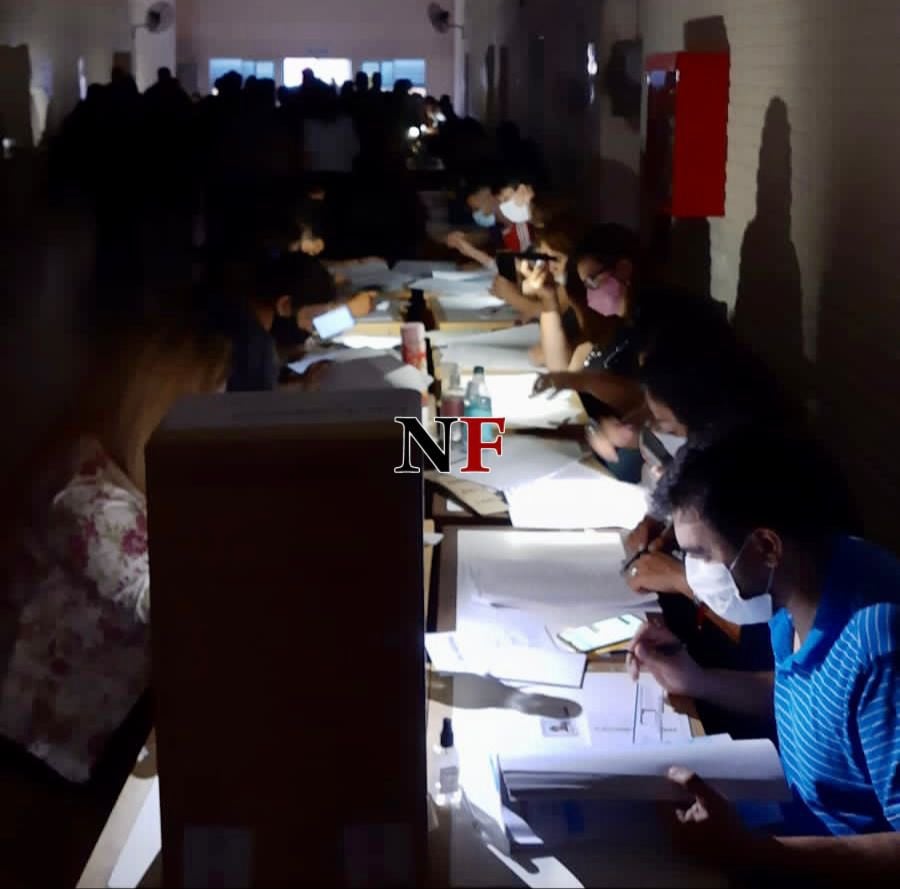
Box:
[629,431,899,881]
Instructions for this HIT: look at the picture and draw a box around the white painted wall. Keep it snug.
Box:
[0,0,130,144]
[130,0,177,92]
[177,0,455,96]
[639,0,900,548]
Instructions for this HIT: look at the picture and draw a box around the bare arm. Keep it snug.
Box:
[693,668,775,719]
[760,833,900,885]
[539,310,572,371]
[446,232,495,269]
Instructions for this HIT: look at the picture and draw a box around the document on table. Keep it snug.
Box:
[500,735,789,803]
[449,435,585,493]
[408,276,496,298]
[425,631,587,688]
[431,269,496,283]
[430,323,542,349]
[505,471,650,530]
[314,354,432,392]
[438,343,541,373]
[461,529,658,624]
[456,372,583,429]
[286,345,399,376]
[393,259,460,276]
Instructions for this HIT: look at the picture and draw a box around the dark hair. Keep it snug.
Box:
[660,430,852,550]
[257,253,332,310]
[641,340,791,436]
[490,170,534,194]
[538,210,585,258]
[573,223,639,270]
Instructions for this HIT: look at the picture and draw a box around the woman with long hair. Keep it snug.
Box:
[0,313,230,782]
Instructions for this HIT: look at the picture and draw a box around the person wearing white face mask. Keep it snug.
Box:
[628,431,900,883]
[445,172,538,268]
[625,332,793,605]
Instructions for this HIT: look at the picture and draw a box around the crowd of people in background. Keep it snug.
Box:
[1,56,897,887]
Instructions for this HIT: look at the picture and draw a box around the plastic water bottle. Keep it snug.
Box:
[430,718,462,808]
[463,366,496,443]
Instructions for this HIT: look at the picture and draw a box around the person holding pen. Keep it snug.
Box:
[628,430,900,884]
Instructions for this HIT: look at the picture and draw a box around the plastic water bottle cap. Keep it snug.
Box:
[440,717,454,748]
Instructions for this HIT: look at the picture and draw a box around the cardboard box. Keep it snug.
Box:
[146,389,426,887]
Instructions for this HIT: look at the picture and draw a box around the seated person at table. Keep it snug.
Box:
[0,315,230,782]
[630,431,900,883]
[532,224,645,481]
[625,333,796,602]
[227,253,374,391]
[445,171,538,267]
[487,211,585,326]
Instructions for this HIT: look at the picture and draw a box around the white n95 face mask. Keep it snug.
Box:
[684,542,774,625]
[499,198,531,224]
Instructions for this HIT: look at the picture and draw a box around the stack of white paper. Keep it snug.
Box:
[425,631,587,688]
[407,276,495,298]
[462,530,657,625]
[455,372,583,429]
[500,736,789,803]
[505,470,649,530]
[449,435,585,493]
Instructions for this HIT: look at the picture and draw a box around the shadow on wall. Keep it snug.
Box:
[815,210,900,550]
[0,45,34,150]
[733,98,811,405]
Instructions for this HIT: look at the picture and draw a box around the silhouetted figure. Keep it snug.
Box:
[733,98,809,406]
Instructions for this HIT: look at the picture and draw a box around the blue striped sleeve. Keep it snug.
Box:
[856,607,900,829]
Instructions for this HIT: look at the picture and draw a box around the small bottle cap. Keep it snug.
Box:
[440,717,454,749]
[473,365,485,376]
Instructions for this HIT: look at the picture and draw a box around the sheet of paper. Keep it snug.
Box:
[334,334,401,350]
[449,435,584,493]
[426,632,586,688]
[316,354,431,392]
[579,673,693,749]
[108,778,161,888]
[462,529,657,622]
[393,260,460,276]
[409,276,496,298]
[506,474,649,530]
[500,736,789,803]
[456,372,583,429]
[286,353,337,375]
[384,363,434,391]
[431,269,496,283]
[431,324,542,349]
[424,473,509,516]
[439,343,542,373]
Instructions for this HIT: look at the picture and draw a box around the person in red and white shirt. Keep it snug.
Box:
[446,172,538,267]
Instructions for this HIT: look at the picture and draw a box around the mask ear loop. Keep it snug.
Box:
[728,535,751,572]
[764,561,776,596]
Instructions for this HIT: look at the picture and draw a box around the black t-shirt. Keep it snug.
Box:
[578,320,642,420]
[225,304,279,393]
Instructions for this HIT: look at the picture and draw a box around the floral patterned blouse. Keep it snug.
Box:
[0,438,150,782]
